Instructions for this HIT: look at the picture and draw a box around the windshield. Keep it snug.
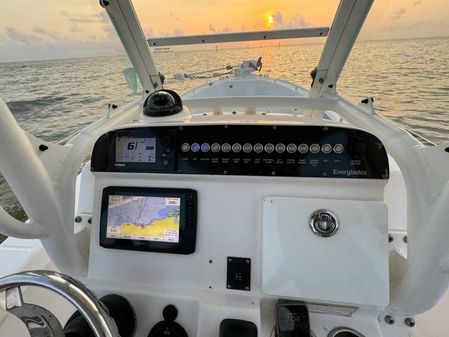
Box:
[131,0,449,144]
[132,0,338,91]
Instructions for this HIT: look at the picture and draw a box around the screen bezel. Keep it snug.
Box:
[99,186,197,254]
[110,128,176,172]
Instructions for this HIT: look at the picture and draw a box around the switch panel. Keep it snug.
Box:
[227,257,251,291]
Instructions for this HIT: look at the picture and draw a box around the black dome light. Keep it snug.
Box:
[143,89,183,117]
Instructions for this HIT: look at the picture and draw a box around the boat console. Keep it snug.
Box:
[76,122,390,337]
[2,0,449,336]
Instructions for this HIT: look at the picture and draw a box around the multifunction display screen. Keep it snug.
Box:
[115,136,156,163]
[100,187,197,254]
[106,195,180,243]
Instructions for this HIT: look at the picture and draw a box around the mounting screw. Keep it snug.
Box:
[87,217,92,224]
[404,317,415,327]
[74,216,82,223]
[227,284,231,289]
[228,257,232,262]
[403,236,408,243]
[318,78,324,84]
[39,144,49,152]
[388,234,394,242]
[384,315,395,325]
[245,286,250,291]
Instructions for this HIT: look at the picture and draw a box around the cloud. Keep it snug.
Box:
[32,27,58,40]
[59,10,115,41]
[392,1,422,20]
[272,11,283,26]
[207,25,232,34]
[144,27,154,37]
[269,12,312,29]
[152,28,185,37]
[392,8,407,20]
[4,27,40,45]
[60,11,105,23]
[0,36,124,62]
[169,12,181,23]
[287,14,312,28]
[60,10,106,24]
[173,28,184,36]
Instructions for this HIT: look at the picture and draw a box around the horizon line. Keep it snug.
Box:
[0,34,448,64]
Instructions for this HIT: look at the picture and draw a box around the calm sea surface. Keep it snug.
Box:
[0,37,448,228]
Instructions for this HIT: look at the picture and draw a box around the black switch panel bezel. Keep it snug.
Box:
[227,256,251,291]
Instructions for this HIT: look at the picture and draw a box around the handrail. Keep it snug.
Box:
[335,96,449,315]
[183,96,338,112]
[0,206,47,239]
[0,97,141,276]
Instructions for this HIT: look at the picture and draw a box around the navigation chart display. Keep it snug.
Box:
[106,195,180,243]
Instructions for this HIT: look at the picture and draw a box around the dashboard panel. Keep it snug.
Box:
[91,125,389,179]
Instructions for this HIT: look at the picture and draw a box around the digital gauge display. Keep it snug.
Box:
[115,136,156,163]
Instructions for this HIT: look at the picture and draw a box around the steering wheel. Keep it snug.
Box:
[0,270,121,337]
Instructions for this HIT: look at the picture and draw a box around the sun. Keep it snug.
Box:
[266,14,274,28]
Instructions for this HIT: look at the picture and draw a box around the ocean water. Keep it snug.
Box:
[0,37,448,230]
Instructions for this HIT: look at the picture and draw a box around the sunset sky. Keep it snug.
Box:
[0,0,448,62]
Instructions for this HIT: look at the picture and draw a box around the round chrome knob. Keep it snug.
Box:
[309,209,339,237]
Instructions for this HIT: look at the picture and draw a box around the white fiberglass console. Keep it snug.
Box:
[82,122,390,337]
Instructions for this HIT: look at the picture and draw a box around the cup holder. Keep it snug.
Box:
[328,327,365,337]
